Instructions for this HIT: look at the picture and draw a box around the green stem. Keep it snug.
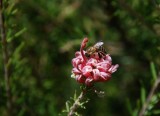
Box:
[0,0,12,115]
[138,72,160,116]
[68,89,86,116]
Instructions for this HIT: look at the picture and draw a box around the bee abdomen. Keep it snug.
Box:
[99,46,106,53]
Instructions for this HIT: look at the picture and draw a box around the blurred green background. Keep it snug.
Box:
[0,0,160,116]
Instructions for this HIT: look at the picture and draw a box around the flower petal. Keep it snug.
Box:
[99,72,111,81]
[85,77,93,86]
[92,69,100,81]
[105,54,112,62]
[75,51,81,57]
[76,75,85,83]
[108,64,119,73]
[96,61,111,71]
[72,68,81,74]
[82,66,92,77]
[72,57,81,67]
[86,58,97,67]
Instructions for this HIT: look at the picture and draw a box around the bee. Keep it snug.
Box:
[85,41,106,58]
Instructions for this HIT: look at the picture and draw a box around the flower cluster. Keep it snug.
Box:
[71,38,119,86]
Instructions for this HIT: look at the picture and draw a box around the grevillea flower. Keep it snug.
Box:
[71,38,119,86]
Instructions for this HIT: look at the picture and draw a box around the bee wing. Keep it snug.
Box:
[94,41,104,48]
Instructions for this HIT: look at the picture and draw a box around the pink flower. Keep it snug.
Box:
[71,38,119,86]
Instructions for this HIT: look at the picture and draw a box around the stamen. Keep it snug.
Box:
[80,38,88,63]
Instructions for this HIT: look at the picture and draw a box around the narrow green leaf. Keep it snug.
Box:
[7,37,13,42]
[151,95,159,104]
[147,94,159,111]
[74,90,77,100]
[133,109,138,116]
[150,62,157,81]
[14,28,27,37]
[11,9,18,15]
[152,110,160,114]
[137,99,141,110]
[141,87,146,105]
[6,2,15,14]
[66,102,70,112]
[7,58,12,68]
[126,99,133,116]
[13,42,25,57]
[7,28,27,42]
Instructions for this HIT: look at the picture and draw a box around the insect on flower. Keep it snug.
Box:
[71,38,119,86]
[85,41,106,58]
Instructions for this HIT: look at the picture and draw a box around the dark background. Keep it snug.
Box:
[0,0,160,116]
